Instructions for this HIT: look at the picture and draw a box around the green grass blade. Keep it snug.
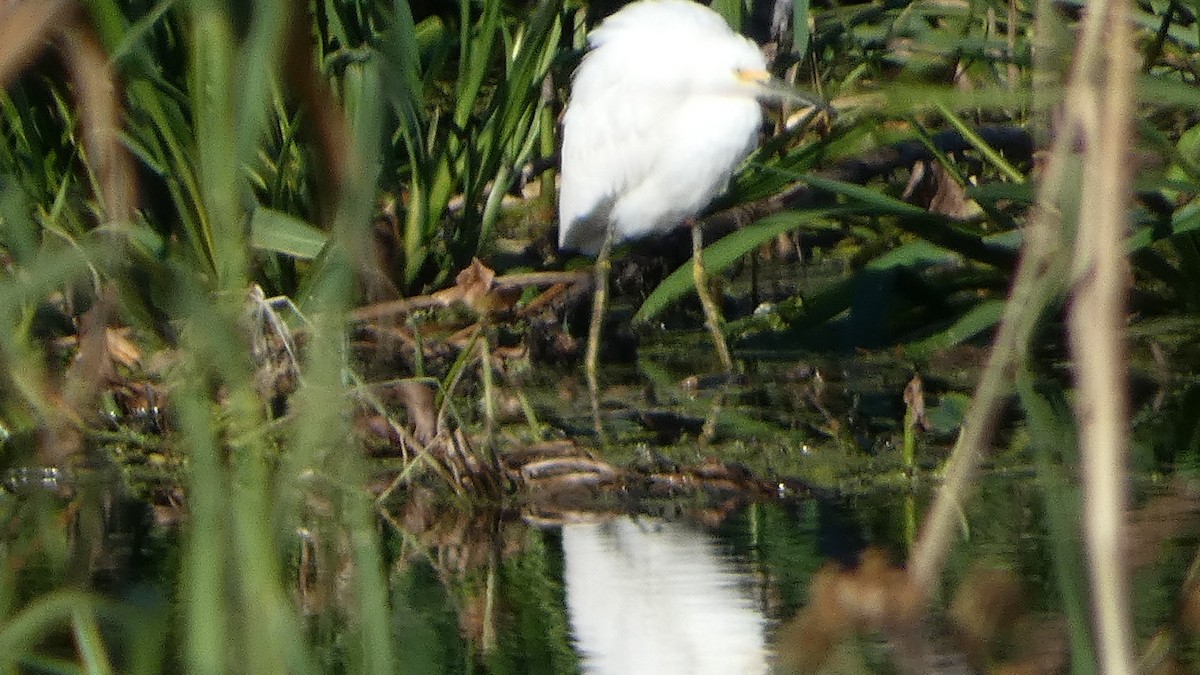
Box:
[902,299,1006,357]
[0,591,98,670]
[71,607,114,675]
[454,0,500,127]
[1015,370,1097,675]
[189,6,244,289]
[933,101,1026,183]
[635,209,843,323]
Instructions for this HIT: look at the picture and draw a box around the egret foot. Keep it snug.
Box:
[691,224,734,373]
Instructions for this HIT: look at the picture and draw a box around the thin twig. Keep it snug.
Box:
[907,35,1090,605]
[906,176,1066,593]
[908,6,1138,672]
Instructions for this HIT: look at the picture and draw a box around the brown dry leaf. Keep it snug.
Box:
[903,373,927,431]
[901,160,982,221]
[433,258,495,307]
[396,379,437,443]
[948,566,1069,675]
[55,288,118,465]
[949,565,1025,663]
[839,548,924,631]
[106,327,142,369]
[68,294,117,395]
[773,563,853,673]
[774,548,924,672]
[432,259,521,316]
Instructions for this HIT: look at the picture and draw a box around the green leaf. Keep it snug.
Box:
[790,173,1020,266]
[783,240,964,331]
[709,0,745,30]
[902,299,1005,357]
[792,0,811,59]
[249,207,327,259]
[634,209,844,323]
[797,173,928,217]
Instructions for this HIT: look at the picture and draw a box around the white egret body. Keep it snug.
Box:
[558,0,772,437]
[559,0,770,253]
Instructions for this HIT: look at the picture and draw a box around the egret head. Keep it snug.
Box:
[558,0,803,255]
[585,0,770,99]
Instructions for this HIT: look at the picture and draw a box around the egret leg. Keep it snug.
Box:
[691,224,733,373]
[586,228,614,441]
[701,390,724,445]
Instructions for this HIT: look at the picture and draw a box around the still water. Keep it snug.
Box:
[381,476,1200,674]
[5,461,1200,672]
[7,326,1200,672]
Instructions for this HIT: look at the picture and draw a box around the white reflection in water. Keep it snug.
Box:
[561,517,768,675]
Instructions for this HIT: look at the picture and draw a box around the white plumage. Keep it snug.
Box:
[561,0,775,435]
[558,0,770,254]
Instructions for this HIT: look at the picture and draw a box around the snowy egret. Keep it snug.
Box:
[558,0,775,434]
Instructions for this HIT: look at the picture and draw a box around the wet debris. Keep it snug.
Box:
[492,439,812,519]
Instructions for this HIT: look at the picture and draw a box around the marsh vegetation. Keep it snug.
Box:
[1,0,1199,672]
